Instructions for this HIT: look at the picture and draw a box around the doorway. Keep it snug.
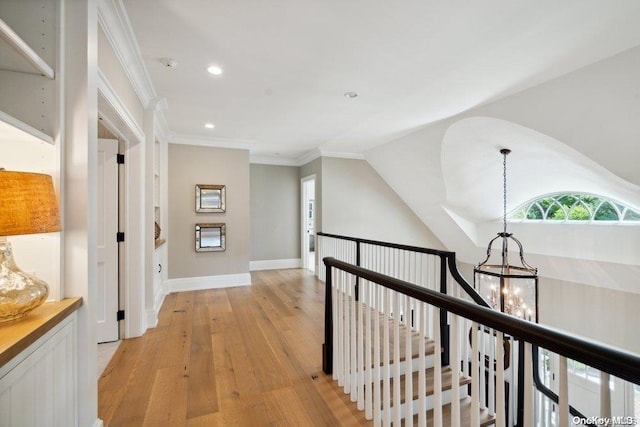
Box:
[301,175,316,272]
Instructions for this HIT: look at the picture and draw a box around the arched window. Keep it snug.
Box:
[510,193,640,223]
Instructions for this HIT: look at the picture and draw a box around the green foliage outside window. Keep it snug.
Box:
[510,193,640,223]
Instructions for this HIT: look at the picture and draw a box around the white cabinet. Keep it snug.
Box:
[0,312,78,427]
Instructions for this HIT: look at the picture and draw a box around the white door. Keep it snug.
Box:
[301,176,316,272]
[97,138,119,343]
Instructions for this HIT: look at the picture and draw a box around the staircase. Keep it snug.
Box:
[318,232,640,426]
[335,305,496,426]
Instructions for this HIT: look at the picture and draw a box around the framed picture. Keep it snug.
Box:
[195,223,226,252]
[196,184,226,213]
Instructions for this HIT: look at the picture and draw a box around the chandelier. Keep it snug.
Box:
[474,149,539,322]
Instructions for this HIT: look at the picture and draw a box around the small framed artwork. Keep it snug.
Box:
[196,184,226,213]
[195,223,226,252]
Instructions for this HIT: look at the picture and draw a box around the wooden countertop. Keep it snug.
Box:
[0,297,83,367]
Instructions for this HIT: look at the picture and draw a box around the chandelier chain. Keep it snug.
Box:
[503,150,508,234]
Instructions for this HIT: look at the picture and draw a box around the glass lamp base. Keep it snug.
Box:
[0,241,49,323]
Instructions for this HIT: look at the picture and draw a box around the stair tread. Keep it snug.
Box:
[355,306,438,363]
[384,367,471,406]
[424,396,496,426]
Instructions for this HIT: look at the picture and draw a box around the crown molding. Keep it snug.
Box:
[98,0,156,108]
[169,133,254,151]
[295,149,321,166]
[151,98,171,142]
[153,109,171,142]
[249,155,300,166]
[318,150,365,160]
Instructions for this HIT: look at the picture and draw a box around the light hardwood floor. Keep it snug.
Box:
[98,269,369,426]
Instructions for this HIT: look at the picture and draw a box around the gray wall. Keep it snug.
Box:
[321,157,444,248]
[168,144,250,278]
[250,164,300,261]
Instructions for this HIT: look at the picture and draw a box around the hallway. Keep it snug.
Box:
[98,269,368,426]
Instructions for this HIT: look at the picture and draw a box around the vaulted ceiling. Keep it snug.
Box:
[123,0,640,162]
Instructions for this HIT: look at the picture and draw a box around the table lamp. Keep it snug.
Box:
[0,170,61,322]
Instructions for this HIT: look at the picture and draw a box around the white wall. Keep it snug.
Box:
[321,157,443,248]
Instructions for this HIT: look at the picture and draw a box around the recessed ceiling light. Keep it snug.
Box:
[204,123,215,129]
[344,91,358,98]
[207,65,223,75]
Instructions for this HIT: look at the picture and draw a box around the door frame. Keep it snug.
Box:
[98,83,146,339]
[300,174,316,271]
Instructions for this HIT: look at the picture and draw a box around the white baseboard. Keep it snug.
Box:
[145,285,167,329]
[168,273,252,292]
[250,258,302,271]
[94,419,105,427]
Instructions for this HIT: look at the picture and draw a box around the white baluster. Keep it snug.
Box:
[365,280,373,420]
[495,331,506,427]
[471,322,480,426]
[558,356,569,427]
[374,282,381,426]
[479,327,486,410]
[343,272,350,393]
[336,269,343,385]
[393,291,401,425]
[523,342,534,427]
[450,314,461,427]
[404,294,413,426]
[488,328,495,414]
[600,372,611,418]
[418,301,427,427]
[383,287,391,427]
[331,268,342,385]
[433,307,443,425]
[352,274,360,405]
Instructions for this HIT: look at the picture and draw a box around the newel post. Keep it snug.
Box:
[322,259,333,375]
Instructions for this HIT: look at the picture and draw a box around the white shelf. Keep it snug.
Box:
[0,109,54,145]
[0,18,54,79]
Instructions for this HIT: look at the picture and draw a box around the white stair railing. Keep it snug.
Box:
[323,254,640,427]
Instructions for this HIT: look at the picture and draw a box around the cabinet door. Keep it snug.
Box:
[0,315,77,427]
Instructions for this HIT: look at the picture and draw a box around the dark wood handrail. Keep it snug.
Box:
[318,231,455,257]
[323,257,640,386]
[318,232,491,308]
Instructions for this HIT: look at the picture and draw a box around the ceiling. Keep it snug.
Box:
[123,0,640,163]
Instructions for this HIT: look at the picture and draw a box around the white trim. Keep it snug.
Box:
[93,419,105,427]
[282,149,366,167]
[250,258,302,271]
[145,282,167,329]
[296,149,321,166]
[169,133,254,150]
[318,150,365,160]
[250,155,300,166]
[97,0,156,108]
[97,68,145,143]
[168,273,252,292]
[153,103,171,142]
